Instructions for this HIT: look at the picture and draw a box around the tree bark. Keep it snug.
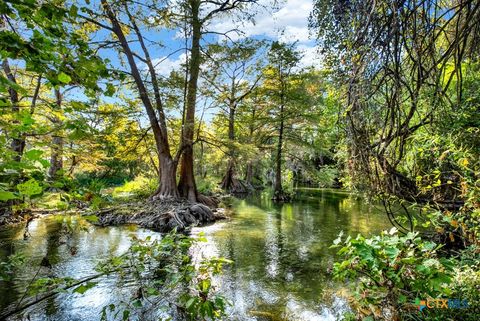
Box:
[1,58,24,217]
[274,102,284,198]
[101,0,179,198]
[178,0,201,202]
[3,59,24,162]
[156,154,179,198]
[48,89,64,181]
[220,102,236,191]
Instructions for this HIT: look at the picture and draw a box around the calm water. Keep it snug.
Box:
[0,188,391,320]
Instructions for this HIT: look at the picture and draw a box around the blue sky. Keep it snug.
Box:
[86,0,320,122]
[135,0,320,76]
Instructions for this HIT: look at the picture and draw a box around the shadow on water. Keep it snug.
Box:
[0,188,391,320]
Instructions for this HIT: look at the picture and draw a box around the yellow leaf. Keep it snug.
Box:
[460,158,469,167]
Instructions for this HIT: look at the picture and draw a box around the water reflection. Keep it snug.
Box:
[193,188,391,320]
[0,189,391,321]
[0,216,155,321]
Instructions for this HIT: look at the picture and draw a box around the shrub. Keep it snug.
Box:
[112,176,158,200]
[196,175,222,195]
[332,228,455,320]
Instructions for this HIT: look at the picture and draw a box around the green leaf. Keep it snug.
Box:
[146,287,159,296]
[385,247,400,260]
[0,191,17,201]
[71,101,88,111]
[185,297,196,310]
[73,281,97,294]
[17,179,42,197]
[69,4,78,17]
[24,149,43,161]
[353,243,374,262]
[105,83,116,96]
[39,159,50,168]
[83,215,99,223]
[416,264,430,274]
[58,72,72,84]
[132,299,142,308]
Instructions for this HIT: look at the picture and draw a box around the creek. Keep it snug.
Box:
[0,188,391,321]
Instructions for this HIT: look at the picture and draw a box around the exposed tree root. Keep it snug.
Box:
[271,191,292,202]
[220,176,254,194]
[197,194,220,208]
[93,198,226,232]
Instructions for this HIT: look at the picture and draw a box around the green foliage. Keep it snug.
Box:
[28,276,76,295]
[332,228,454,319]
[73,281,98,295]
[16,179,42,197]
[97,230,231,321]
[0,253,25,281]
[112,176,158,200]
[308,165,338,188]
[282,169,295,196]
[35,192,68,210]
[0,0,107,91]
[196,175,222,195]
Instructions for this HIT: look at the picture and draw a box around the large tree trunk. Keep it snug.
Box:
[178,0,201,202]
[48,135,63,180]
[48,89,64,181]
[220,103,237,191]
[102,0,179,199]
[155,154,179,199]
[220,160,235,191]
[1,59,23,218]
[3,59,24,162]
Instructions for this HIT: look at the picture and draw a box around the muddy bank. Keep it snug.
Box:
[92,198,227,232]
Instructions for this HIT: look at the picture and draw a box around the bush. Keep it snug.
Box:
[315,165,339,188]
[112,176,158,200]
[332,228,455,320]
[196,175,222,195]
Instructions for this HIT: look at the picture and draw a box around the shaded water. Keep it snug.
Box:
[0,188,391,320]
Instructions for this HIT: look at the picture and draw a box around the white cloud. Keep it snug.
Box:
[151,53,187,76]
[151,1,321,74]
[208,0,321,67]
[297,44,321,68]
[209,0,314,43]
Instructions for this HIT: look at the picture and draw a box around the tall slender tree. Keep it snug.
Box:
[265,42,300,201]
[203,39,264,192]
